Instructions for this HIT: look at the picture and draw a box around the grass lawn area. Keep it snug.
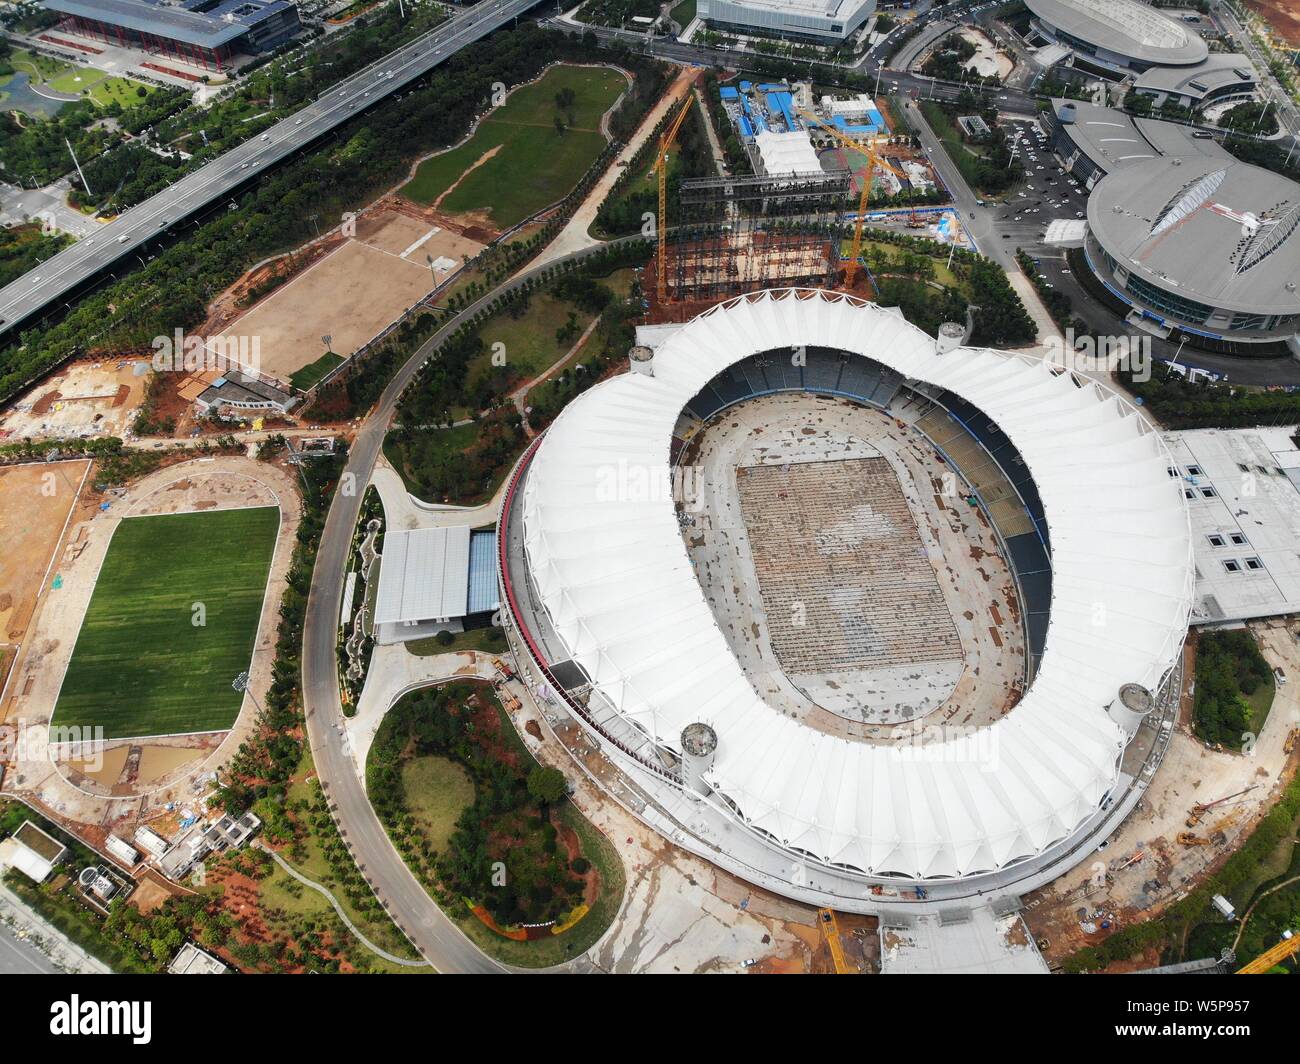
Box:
[384,419,520,507]
[469,292,597,392]
[405,625,508,656]
[1245,676,1275,736]
[401,755,475,853]
[469,266,636,393]
[53,507,279,739]
[384,419,477,481]
[289,350,344,391]
[279,749,423,964]
[9,48,71,83]
[62,73,153,108]
[854,237,962,290]
[671,0,697,23]
[402,64,626,228]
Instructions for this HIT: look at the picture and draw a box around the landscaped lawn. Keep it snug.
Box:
[467,266,636,393]
[402,64,626,228]
[289,350,344,391]
[405,625,508,657]
[48,71,152,108]
[9,48,71,83]
[670,0,697,24]
[52,506,279,739]
[400,755,476,853]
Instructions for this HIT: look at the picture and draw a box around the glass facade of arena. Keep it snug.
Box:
[1086,231,1299,340]
[699,0,875,43]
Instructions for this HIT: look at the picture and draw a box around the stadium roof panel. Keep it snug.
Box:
[1088,156,1300,315]
[520,289,1193,880]
[1026,0,1208,65]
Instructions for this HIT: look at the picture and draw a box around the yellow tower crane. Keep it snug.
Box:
[1236,932,1299,974]
[795,108,906,292]
[656,91,695,305]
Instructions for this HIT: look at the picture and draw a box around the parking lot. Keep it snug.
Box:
[991,117,1089,249]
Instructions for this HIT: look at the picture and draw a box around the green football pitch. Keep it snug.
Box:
[52,507,280,740]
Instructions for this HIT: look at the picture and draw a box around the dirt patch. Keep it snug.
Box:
[0,359,149,442]
[0,460,90,647]
[1246,0,1300,44]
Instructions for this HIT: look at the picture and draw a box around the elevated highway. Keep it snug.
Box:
[0,0,545,340]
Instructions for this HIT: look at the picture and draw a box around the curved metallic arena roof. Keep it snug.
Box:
[519,289,1194,880]
[1088,156,1300,317]
[1026,0,1209,65]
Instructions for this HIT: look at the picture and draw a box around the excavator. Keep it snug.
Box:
[1186,785,1256,829]
[1177,809,1243,847]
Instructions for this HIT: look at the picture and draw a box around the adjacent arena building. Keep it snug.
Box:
[1084,156,1300,345]
[696,0,876,45]
[1024,0,1208,75]
[498,289,1193,905]
[45,0,302,71]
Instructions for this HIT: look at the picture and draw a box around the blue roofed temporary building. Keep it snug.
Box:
[720,85,740,100]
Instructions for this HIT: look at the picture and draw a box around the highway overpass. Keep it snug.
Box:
[0,0,545,341]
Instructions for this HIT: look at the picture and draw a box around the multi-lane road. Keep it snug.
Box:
[0,0,546,341]
[300,237,642,973]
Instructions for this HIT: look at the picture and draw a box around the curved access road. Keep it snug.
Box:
[300,238,643,974]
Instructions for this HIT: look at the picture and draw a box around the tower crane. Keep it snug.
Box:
[655,91,695,305]
[1236,931,1299,974]
[795,108,906,291]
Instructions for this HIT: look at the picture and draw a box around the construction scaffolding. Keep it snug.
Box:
[650,170,852,316]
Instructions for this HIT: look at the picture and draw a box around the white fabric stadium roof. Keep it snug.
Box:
[520,290,1193,879]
